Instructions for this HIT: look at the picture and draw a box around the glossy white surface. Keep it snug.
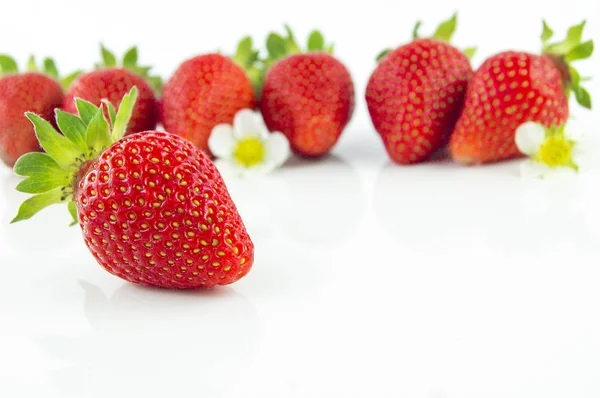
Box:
[2,0,600,396]
[1,129,600,397]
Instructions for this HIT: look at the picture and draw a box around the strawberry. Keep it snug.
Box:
[11,87,254,289]
[0,55,79,167]
[366,14,474,164]
[160,51,256,154]
[63,46,160,136]
[259,26,355,157]
[449,20,593,164]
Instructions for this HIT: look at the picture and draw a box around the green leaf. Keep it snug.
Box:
[326,44,335,54]
[111,86,138,141]
[541,20,554,44]
[147,76,163,94]
[27,55,38,72]
[0,54,18,74]
[569,66,581,87]
[565,20,586,48]
[122,46,138,68]
[266,33,287,60]
[75,99,99,124]
[376,49,391,62]
[102,99,117,126]
[129,65,152,77]
[432,13,457,42]
[233,36,254,68]
[572,85,592,109]
[26,113,83,170]
[100,45,117,67]
[307,30,325,51]
[412,21,422,40]
[16,171,71,194]
[85,106,112,154]
[11,187,67,223]
[545,20,587,55]
[43,58,59,78]
[60,70,81,90]
[55,109,88,151]
[565,40,594,62]
[283,25,301,53]
[68,200,78,226]
[463,47,477,59]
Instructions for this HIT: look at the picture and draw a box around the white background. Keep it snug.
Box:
[1,0,600,397]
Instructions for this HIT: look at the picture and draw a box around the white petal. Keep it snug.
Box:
[208,124,235,159]
[264,132,291,168]
[515,121,546,155]
[233,109,267,139]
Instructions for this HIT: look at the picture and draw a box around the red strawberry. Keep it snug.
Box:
[449,20,593,164]
[0,55,77,167]
[12,87,254,289]
[366,14,474,164]
[258,27,355,157]
[160,53,255,153]
[63,46,159,135]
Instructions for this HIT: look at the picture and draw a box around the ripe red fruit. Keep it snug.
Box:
[161,53,255,153]
[0,55,76,167]
[62,46,159,136]
[450,20,593,164]
[366,14,473,164]
[12,87,254,289]
[259,27,355,157]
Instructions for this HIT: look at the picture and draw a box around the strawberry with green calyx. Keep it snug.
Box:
[13,87,255,289]
[449,20,593,165]
[0,55,78,167]
[63,45,159,136]
[160,51,255,154]
[259,25,355,157]
[366,14,474,164]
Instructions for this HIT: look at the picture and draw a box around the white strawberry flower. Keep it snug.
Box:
[515,121,584,178]
[208,109,290,177]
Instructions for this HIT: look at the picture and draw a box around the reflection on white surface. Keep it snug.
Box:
[34,282,260,397]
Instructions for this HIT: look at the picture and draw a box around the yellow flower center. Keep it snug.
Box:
[233,137,265,167]
[535,135,575,168]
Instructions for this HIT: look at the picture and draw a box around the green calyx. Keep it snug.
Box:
[376,13,476,62]
[541,20,594,110]
[11,86,138,225]
[0,54,82,90]
[232,25,334,98]
[97,45,163,94]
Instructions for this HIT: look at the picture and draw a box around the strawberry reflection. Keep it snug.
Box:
[374,160,597,254]
[33,281,260,397]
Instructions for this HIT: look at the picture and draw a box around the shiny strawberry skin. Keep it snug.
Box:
[366,39,472,164]
[260,53,355,157]
[0,73,64,167]
[160,54,255,153]
[63,68,158,135]
[449,51,568,164]
[75,131,254,289]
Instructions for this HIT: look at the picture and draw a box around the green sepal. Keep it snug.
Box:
[55,110,88,152]
[60,70,82,91]
[97,45,162,93]
[111,86,138,141]
[102,99,117,126]
[232,36,263,97]
[412,21,423,40]
[11,187,69,224]
[565,40,594,62]
[463,47,477,59]
[100,44,117,67]
[75,98,99,125]
[85,105,112,155]
[541,20,554,45]
[307,30,325,51]
[68,201,78,226]
[432,13,457,42]
[14,152,71,194]
[0,54,18,75]
[376,49,391,62]
[27,55,38,72]
[43,58,59,78]
[573,85,592,109]
[25,112,83,171]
